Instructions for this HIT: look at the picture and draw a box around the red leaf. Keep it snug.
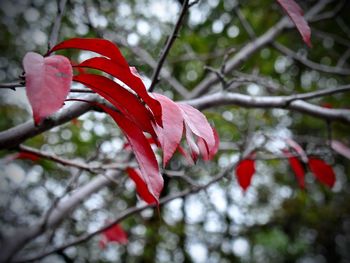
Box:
[282,148,305,188]
[235,159,256,191]
[73,74,157,140]
[152,93,184,167]
[276,0,311,47]
[48,38,129,68]
[23,52,72,125]
[308,158,336,188]
[198,127,220,161]
[76,57,162,126]
[126,168,158,204]
[5,151,41,163]
[96,103,163,203]
[177,103,215,157]
[288,156,305,189]
[99,223,128,249]
[331,140,350,160]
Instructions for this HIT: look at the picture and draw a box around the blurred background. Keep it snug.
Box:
[0,0,350,262]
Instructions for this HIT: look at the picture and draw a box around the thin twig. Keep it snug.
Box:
[48,0,68,51]
[148,0,191,92]
[0,82,24,90]
[273,42,350,75]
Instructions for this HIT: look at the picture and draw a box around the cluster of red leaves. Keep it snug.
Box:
[23,38,218,206]
[235,140,338,191]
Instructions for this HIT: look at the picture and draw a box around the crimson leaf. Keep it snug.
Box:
[308,157,336,188]
[99,223,128,249]
[96,103,163,203]
[288,156,305,189]
[23,52,72,125]
[48,38,129,68]
[235,159,256,191]
[73,74,157,140]
[126,168,157,204]
[276,0,312,47]
[76,57,162,125]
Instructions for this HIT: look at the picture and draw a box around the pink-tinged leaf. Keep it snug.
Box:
[288,157,305,189]
[331,140,350,160]
[235,159,256,191]
[76,57,162,126]
[152,93,184,167]
[23,52,72,125]
[177,146,195,166]
[177,103,215,157]
[285,138,308,162]
[96,103,163,203]
[199,127,219,161]
[48,38,129,68]
[184,124,200,163]
[99,223,128,249]
[276,0,312,47]
[126,168,158,204]
[308,157,336,188]
[73,74,157,140]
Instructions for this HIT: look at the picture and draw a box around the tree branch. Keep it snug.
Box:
[0,95,97,150]
[185,90,350,124]
[148,0,190,92]
[12,163,234,263]
[48,0,68,50]
[188,0,333,99]
[272,42,350,75]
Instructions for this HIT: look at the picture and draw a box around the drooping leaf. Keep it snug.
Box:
[99,223,128,249]
[288,156,305,189]
[177,103,215,157]
[48,38,129,68]
[276,0,312,47]
[308,157,336,188]
[73,74,157,139]
[126,168,157,204]
[76,57,162,125]
[331,140,350,160]
[95,103,163,203]
[152,93,184,167]
[67,99,163,203]
[23,52,72,125]
[198,127,220,161]
[235,159,256,191]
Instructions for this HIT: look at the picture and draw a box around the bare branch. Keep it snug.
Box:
[113,35,190,98]
[149,0,191,92]
[189,0,333,99]
[0,94,98,150]
[185,89,350,124]
[48,0,68,50]
[0,82,23,90]
[273,42,350,75]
